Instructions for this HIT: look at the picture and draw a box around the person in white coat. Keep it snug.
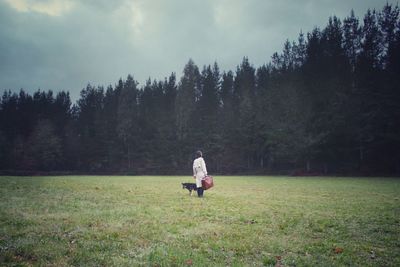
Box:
[193,150,207,197]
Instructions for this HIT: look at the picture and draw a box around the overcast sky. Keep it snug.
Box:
[0,0,397,101]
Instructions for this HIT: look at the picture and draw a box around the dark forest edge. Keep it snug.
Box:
[1,4,400,176]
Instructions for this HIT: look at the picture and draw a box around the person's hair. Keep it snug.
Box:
[195,150,203,158]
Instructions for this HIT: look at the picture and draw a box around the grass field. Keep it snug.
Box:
[0,176,399,266]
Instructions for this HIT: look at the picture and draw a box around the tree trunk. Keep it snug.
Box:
[267,154,273,172]
[359,141,364,171]
[127,143,131,170]
[396,154,400,176]
[359,143,364,161]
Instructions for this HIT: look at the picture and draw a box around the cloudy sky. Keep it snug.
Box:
[0,0,397,101]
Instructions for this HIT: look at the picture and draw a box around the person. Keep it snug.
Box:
[193,150,207,197]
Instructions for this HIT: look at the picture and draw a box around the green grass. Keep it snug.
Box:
[0,176,399,266]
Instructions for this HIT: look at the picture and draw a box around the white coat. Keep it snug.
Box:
[193,157,207,188]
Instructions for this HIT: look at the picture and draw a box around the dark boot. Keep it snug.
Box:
[197,187,203,197]
[198,187,204,197]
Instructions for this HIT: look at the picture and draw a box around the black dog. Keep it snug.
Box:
[182,183,198,196]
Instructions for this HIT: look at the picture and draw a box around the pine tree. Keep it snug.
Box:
[197,63,222,171]
[76,84,106,171]
[219,70,236,171]
[233,57,257,170]
[175,60,201,167]
[117,75,139,171]
[344,10,362,71]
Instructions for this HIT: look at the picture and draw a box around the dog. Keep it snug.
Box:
[182,183,198,196]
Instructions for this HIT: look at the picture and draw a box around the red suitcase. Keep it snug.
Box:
[202,175,214,190]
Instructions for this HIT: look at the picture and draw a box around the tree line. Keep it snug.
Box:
[1,4,399,175]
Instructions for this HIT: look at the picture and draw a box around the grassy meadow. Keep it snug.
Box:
[0,176,399,266]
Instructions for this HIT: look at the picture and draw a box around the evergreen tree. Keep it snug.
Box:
[376,4,400,173]
[197,63,222,171]
[117,75,139,171]
[351,9,384,172]
[161,73,179,170]
[175,59,201,167]
[344,10,362,72]
[102,84,120,169]
[219,70,236,172]
[378,4,399,67]
[76,84,106,171]
[233,57,257,170]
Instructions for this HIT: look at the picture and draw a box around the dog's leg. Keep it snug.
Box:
[189,189,193,196]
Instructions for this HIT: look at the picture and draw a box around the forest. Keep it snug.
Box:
[0,4,399,175]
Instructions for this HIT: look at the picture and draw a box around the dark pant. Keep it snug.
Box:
[197,187,204,197]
